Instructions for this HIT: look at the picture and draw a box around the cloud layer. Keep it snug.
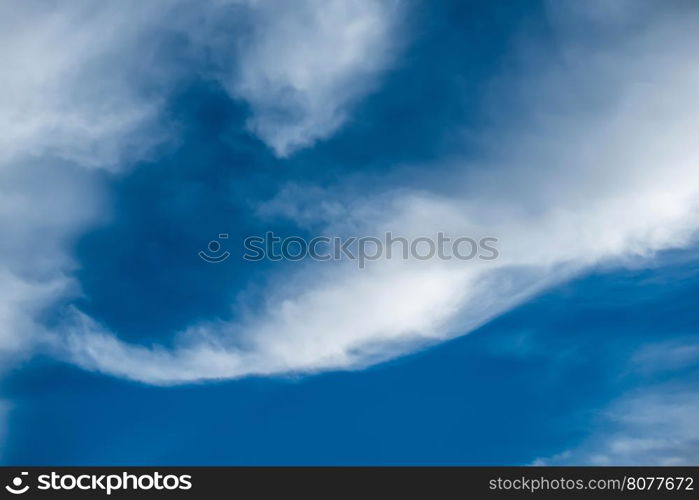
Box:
[537,339,699,465]
[0,0,697,419]
[59,2,699,385]
[0,0,401,368]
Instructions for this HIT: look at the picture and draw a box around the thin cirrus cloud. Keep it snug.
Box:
[536,387,699,465]
[59,1,699,387]
[536,339,699,465]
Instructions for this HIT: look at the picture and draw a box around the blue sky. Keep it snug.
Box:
[0,0,698,465]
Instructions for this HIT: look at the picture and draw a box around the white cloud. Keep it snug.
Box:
[0,0,405,373]
[536,340,699,465]
[0,0,209,373]
[222,0,402,156]
[54,2,699,384]
[0,1,167,368]
[0,0,402,168]
[535,387,699,465]
[1,0,699,394]
[0,0,175,170]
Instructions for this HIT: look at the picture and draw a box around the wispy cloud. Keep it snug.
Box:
[0,0,173,367]
[0,0,173,169]
[224,0,403,157]
[536,387,699,465]
[536,339,699,465]
[0,0,401,369]
[59,2,699,384]
[0,0,698,395]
